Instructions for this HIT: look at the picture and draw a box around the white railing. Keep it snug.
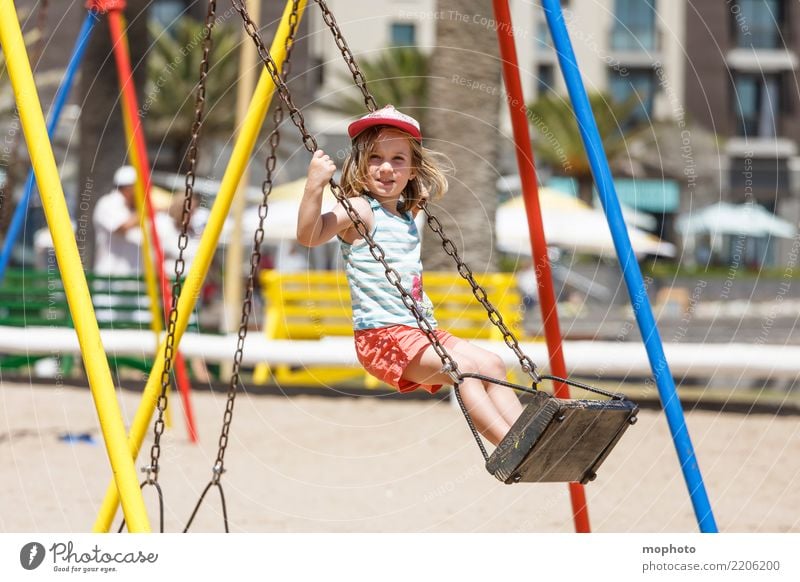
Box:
[1,326,798,380]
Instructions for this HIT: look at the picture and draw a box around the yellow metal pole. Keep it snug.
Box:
[93,0,308,531]
[0,0,151,533]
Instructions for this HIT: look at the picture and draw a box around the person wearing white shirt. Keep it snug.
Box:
[155,192,203,275]
[93,165,143,276]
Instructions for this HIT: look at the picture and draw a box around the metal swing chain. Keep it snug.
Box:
[146,0,217,499]
[421,206,542,384]
[313,0,376,113]
[229,0,493,460]
[116,1,217,533]
[460,372,629,401]
[183,0,302,533]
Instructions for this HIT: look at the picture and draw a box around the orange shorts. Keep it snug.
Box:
[354,325,460,394]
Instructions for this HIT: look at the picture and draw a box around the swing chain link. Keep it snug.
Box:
[422,205,542,385]
[146,0,218,485]
[212,0,301,480]
[230,0,462,384]
[314,0,377,113]
[231,0,316,158]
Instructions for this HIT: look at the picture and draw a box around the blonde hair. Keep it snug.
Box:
[340,126,449,213]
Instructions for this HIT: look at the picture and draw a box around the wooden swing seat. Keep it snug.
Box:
[486,390,638,484]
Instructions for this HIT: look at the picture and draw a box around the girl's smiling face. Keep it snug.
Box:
[365,128,416,207]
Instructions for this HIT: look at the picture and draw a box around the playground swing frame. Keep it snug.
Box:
[231,0,640,495]
[0,0,717,534]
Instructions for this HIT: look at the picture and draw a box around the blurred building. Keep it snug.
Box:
[10,1,798,267]
[685,0,800,265]
[305,0,437,158]
[528,0,686,121]
[308,1,686,127]
[526,0,686,242]
[306,1,685,241]
[308,2,800,266]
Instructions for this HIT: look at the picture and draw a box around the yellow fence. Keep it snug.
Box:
[254,270,524,387]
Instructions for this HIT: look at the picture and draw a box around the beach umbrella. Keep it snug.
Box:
[238,178,338,242]
[495,189,676,257]
[677,202,797,239]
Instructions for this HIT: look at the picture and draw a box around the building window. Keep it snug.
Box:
[535,19,551,51]
[733,73,782,137]
[609,68,656,123]
[730,158,789,197]
[734,0,783,49]
[390,22,416,46]
[537,64,555,94]
[610,0,656,51]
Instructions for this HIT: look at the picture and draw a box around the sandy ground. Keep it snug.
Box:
[1,380,798,533]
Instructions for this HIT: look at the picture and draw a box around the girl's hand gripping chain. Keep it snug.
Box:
[297,150,338,246]
[307,149,336,191]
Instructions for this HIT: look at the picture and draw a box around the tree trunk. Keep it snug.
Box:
[577,176,595,207]
[0,0,60,242]
[422,0,502,274]
[77,0,149,268]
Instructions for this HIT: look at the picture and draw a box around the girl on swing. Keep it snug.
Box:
[297,105,523,446]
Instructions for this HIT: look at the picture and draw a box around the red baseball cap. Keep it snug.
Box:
[347,105,422,142]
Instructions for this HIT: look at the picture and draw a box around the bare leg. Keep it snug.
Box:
[446,341,524,428]
[403,346,511,446]
[486,382,525,427]
[453,379,513,446]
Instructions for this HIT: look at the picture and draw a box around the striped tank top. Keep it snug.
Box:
[340,196,437,330]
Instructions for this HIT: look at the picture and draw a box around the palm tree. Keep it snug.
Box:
[526,91,646,206]
[144,18,240,173]
[422,0,502,273]
[319,46,429,124]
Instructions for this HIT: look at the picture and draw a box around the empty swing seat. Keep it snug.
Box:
[486,390,638,485]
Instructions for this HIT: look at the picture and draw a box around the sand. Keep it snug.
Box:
[1,380,798,533]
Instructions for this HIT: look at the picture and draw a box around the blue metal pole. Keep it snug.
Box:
[541,0,717,533]
[0,10,99,282]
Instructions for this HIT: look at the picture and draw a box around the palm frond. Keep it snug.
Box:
[143,19,240,143]
[319,47,429,123]
[526,92,647,179]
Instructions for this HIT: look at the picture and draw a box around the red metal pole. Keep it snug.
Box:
[105,4,198,443]
[491,0,590,533]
